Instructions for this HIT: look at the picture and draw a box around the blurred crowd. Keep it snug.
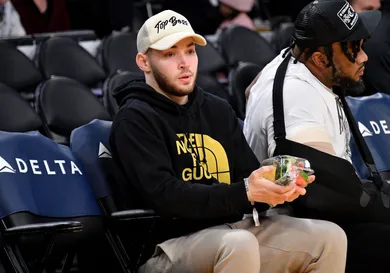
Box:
[0,0,384,38]
[0,0,331,38]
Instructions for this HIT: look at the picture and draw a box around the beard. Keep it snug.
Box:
[151,63,196,98]
[331,65,366,96]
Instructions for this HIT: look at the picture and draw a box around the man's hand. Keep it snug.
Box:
[246,166,314,205]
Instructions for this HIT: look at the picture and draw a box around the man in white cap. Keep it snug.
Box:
[109,9,347,273]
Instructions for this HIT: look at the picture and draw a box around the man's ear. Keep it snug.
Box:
[136,52,151,73]
[311,51,330,69]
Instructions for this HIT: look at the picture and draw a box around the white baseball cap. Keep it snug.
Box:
[137,10,207,54]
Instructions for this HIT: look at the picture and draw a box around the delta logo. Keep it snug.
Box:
[98,142,112,159]
[358,120,390,137]
[0,156,83,175]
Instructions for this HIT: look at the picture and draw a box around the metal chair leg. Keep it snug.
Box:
[2,243,30,273]
[105,230,132,273]
[35,234,56,273]
[60,252,76,273]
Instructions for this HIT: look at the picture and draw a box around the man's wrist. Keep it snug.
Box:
[244,177,254,205]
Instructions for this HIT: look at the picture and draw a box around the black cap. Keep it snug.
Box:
[293,0,382,48]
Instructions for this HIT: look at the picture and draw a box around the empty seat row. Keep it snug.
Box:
[0,37,107,104]
[0,76,112,145]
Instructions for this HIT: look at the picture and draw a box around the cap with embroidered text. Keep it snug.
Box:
[293,0,381,48]
[137,10,207,54]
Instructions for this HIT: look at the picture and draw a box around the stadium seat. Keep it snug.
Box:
[218,25,277,68]
[195,41,231,103]
[35,76,112,144]
[103,71,143,117]
[70,119,158,272]
[36,37,106,96]
[0,130,103,273]
[196,74,231,103]
[271,23,294,53]
[347,93,390,180]
[196,41,227,75]
[229,62,263,120]
[0,83,44,133]
[0,42,42,102]
[98,31,140,75]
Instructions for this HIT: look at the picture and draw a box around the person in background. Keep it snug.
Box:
[66,0,134,39]
[266,0,312,21]
[218,0,256,30]
[348,0,381,11]
[12,0,71,34]
[0,0,25,37]
[162,0,224,35]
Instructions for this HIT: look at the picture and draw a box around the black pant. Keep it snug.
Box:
[341,222,390,273]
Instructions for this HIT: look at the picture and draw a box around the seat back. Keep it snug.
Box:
[196,75,231,103]
[36,76,112,144]
[196,42,227,74]
[271,23,294,53]
[230,62,263,119]
[218,25,277,68]
[194,41,231,103]
[70,119,113,201]
[37,37,106,88]
[0,83,43,133]
[103,71,143,117]
[70,119,161,271]
[70,119,128,213]
[0,42,42,100]
[0,130,101,221]
[347,93,390,179]
[99,31,140,75]
[0,130,106,273]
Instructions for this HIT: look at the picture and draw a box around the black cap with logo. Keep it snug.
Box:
[292,0,382,48]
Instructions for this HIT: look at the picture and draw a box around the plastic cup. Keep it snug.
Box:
[261,155,314,186]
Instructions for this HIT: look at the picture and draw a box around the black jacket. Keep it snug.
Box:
[109,79,267,236]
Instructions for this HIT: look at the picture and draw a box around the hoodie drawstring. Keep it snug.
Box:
[178,104,208,173]
[199,103,207,165]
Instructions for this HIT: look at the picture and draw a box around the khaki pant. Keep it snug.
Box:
[138,215,347,273]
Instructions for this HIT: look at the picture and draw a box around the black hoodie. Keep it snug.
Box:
[109,79,268,237]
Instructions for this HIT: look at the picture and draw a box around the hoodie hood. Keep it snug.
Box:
[112,78,204,115]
